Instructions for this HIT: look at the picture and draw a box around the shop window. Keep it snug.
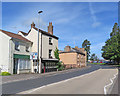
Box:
[15,41,20,51]
[49,37,52,45]
[19,59,30,69]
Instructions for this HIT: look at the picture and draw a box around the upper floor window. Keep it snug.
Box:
[15,41,19,51]
[49,49,52,58]
[26,46,29,52]
[49,37,52,45]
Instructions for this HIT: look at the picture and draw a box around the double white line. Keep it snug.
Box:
[104,72,118,95]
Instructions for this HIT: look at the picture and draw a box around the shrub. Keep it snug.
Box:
[0,72,11,76]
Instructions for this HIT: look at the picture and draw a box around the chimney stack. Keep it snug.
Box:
[31,22,35,28]
[64,46,71,52]
[48,22,53,35]
[75,46,79,50]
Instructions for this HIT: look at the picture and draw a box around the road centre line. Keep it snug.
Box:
[18,69,102,94]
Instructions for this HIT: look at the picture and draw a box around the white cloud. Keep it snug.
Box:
[89,2,101,28]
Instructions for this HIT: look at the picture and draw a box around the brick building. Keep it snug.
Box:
[59,46,87,69]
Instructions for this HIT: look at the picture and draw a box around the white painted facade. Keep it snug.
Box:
[0,31,32,74]
[18,27,58,73]
[0,31,10,73]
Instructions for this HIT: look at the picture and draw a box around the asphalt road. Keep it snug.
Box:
[20,69,118,94]
[2,64,118,95]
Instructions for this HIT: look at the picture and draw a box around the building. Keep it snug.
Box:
[18,22,59,73]
[0,29,32,74]
[59,46,87,69]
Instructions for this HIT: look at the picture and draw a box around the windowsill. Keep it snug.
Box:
[15,49,20,51]
[49,43,53,45]
[26,50,29,52]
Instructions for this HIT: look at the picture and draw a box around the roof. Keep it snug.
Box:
[19,31,28,36]
[59,48,85,55]
[23,26,59,40]
[0,29,32,43]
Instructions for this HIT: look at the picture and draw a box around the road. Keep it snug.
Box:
[2,64,118,95]
[19,69,118,94]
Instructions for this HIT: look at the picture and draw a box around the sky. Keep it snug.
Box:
[2,2,118,59]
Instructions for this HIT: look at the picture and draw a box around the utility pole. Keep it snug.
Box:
[37,11,43,73]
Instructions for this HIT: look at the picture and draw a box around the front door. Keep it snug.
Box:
[13,58,18,74]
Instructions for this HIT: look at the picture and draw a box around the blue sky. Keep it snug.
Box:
[2,2,118,59]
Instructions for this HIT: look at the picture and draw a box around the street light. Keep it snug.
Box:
[37,10,43,73]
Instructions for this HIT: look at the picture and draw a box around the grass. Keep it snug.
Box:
[90,63,106,65]
[0,72,11,76]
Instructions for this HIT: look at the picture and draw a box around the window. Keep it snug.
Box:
[26,46,29,52]
[15,41,19,51]
[49,49,52,58]
[49,37,52,45]
[19,59,30,69]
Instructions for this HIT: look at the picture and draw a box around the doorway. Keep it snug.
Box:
[13,58,18,74]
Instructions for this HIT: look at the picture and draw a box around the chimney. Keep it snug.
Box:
[75,46,79,50]
[64,46,71,52]
[48,22,53,35]
[79,48,85,53]
[31,22,35,28]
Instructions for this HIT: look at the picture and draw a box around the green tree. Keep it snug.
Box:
[90,53,98,61]
[90,53,95,61]
[54,48,64,70]
[102,23,120,64]
[54,47,60,60]
[82,39,91,61]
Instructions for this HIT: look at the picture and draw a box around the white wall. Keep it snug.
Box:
[42,34,58,59]
[0,31,10,72]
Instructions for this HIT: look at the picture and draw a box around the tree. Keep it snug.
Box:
[102,23,120,64]
[82,39,91,61]
[90,53,95,61]
[90,53,98,61]
[54,47,64,70]
[54,47,60,60]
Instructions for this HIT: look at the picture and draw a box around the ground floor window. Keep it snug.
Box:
[18,59,31,69]
[41,61,58,73]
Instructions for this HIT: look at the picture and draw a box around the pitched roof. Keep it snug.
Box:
[19,31,28,36]
[0,29,32,43]
[22,26,58,40]
[59,48,85,55]
[33,26,59,39]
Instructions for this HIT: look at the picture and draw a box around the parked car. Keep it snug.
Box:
[105,61,113,64]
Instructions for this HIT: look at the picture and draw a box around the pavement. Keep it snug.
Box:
[2,64,118,95]
[2,65,91,84]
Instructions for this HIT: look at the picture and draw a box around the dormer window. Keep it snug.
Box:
[26,46,29,52]
[15,41,19,51]
[49,37,52,45]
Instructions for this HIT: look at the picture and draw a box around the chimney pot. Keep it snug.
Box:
[31,22,35,28]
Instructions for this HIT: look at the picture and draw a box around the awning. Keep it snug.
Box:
[14,54,30,59]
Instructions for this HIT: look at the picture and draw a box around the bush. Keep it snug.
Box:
[0,72,11,76]
[57,61,65,71]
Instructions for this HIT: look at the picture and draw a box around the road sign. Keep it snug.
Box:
[30,52,38,60]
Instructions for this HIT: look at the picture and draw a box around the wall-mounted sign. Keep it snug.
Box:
[30,52,38,60]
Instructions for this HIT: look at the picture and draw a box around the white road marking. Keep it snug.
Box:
[104,72,118,95]
[18,69,102,94]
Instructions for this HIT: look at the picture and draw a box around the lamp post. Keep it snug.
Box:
[37,10,43,73]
